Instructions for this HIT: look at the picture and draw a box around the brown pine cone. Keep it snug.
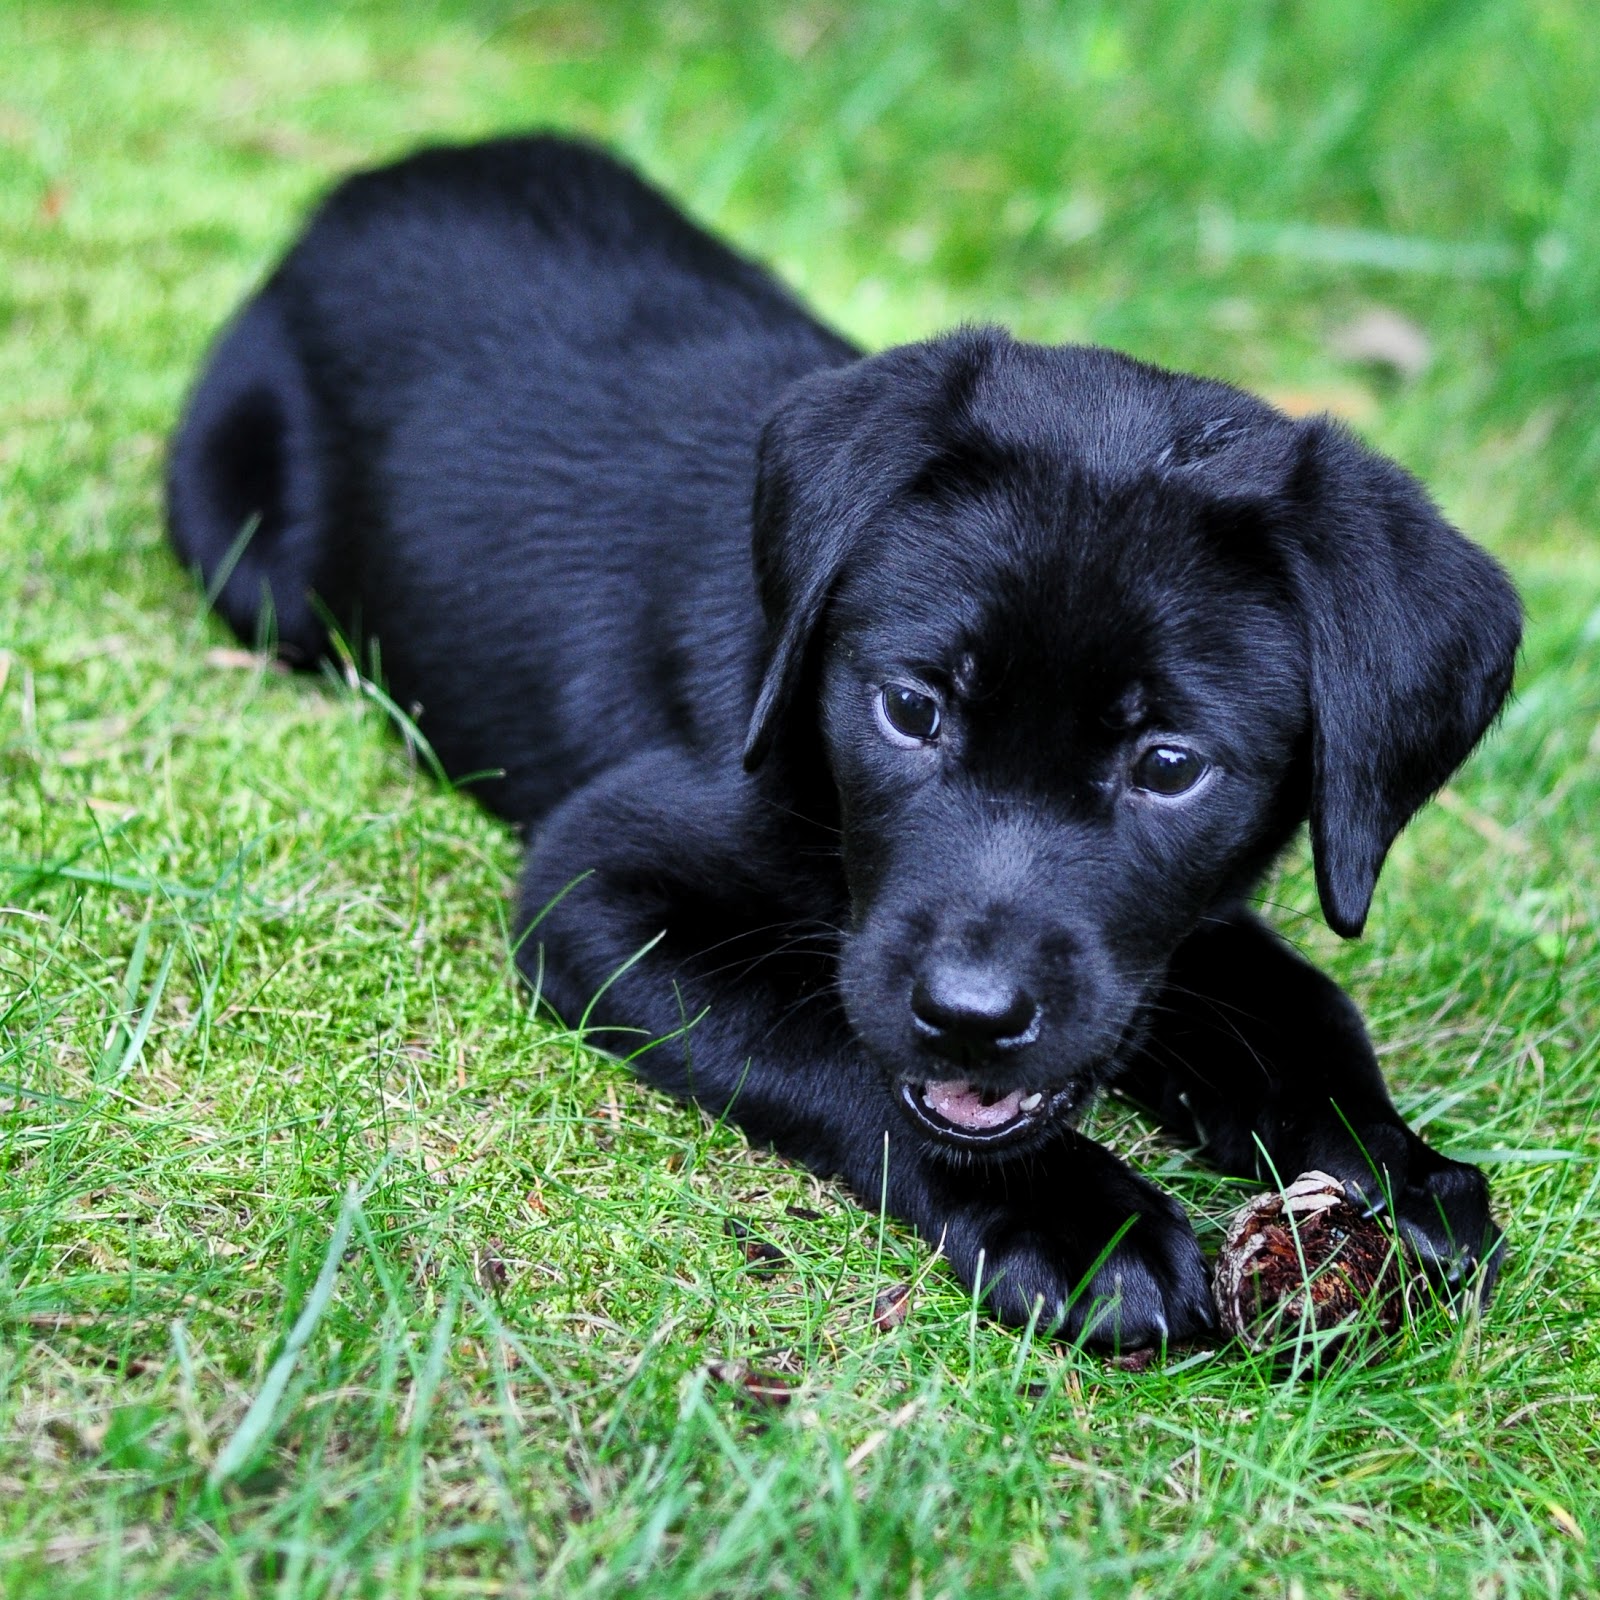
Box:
[1213,1171,1408,1355]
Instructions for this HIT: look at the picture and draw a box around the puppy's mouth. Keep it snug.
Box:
[897,1076,1076,1150]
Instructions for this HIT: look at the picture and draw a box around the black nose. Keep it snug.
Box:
[911,966,1039,1056]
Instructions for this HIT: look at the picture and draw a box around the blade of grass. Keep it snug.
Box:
[207,1181,360,1489]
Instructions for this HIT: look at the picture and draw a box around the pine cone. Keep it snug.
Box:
[1213,1171,1407,1355]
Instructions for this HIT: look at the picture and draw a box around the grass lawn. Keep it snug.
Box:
[2,2,1598,1594]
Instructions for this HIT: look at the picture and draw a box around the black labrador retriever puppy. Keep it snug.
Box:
[167,136,1520,1349]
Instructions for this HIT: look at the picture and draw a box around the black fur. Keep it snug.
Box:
[167,136,1522,1349]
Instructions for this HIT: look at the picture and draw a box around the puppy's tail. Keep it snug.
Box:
[165,285,330,663]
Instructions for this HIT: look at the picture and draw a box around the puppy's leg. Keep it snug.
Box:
[518,750,1214,1348]
[1118,909,1502,1295]
[166,285,332,663]
[910,1129,1216,1349]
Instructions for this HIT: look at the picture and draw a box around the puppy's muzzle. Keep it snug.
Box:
[910,962,1040,1063]
[896,1077,1086,1152]
[900,955,1066,1151]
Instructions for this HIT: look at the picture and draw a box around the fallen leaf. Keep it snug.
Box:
[872,1283,913,1332]
[1548,1501,1585,1543]
[475,1240,509,1291]
[1328,306,1432,381]
[707,1360,795,1408]
[723,1218,786,1273]
[1110,1347,1158,1373]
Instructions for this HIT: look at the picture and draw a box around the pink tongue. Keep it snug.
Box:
[923,1078,1026,1131]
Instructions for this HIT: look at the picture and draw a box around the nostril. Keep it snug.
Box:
[911,969,1038,1047]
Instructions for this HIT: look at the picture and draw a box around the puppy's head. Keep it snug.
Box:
[744,329,1520,1158]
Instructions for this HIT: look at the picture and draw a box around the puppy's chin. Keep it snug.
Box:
[893,1073,1096,1160]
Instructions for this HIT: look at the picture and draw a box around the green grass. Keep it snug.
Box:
[2,1,1599,1594]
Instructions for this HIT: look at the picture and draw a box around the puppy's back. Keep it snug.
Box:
[167,137,853,821]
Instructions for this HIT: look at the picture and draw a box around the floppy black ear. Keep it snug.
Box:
[741,343,947,771]
[1283,419,1521,938]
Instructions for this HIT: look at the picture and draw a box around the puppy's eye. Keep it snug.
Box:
[877,683,941,745]
[1131,744,1209,796]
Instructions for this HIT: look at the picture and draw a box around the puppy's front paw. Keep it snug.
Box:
[1299,1124,1504,1304]
[975,1196,1216,1352]
[1391,1158,1505,1300]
